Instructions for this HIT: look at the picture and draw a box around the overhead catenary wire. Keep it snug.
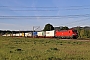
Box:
[1,8,90,11]
[3,10,58,11]
[0,5,90,8]
[60,18,90,26]
[0,14,90,19]
[1,5,90,11]
[0,16,90,19]
[0,14,90,17]
[0,6,57,8]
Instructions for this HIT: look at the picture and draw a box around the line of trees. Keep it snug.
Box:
[76,27,90,38]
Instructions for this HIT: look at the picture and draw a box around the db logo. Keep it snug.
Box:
[47,32,49,34]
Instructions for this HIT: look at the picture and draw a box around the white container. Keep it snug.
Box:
[37,31,46,36]
[25,32,32,37]
[19,33,22,36]
[37,32,43,36]
[16,33,20,36]
[2,34,7,36]
[2,34,10,36]
[46,30,55,37]
[15,33,23,36]
[7,34,11,36]
[42,31,46,36]
[13,34,16,36]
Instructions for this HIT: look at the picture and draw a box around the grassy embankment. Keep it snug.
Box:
[0,36,90,60]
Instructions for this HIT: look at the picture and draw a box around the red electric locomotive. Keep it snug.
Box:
[55,29,78,39]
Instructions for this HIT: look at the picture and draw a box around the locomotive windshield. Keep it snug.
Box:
[73,30,77,33]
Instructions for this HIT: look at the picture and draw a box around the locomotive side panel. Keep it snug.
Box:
[55,29,78,39]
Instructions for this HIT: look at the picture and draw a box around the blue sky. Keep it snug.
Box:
[0,0,90,30]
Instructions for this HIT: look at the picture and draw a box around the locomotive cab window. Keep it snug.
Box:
[73,30,77,33]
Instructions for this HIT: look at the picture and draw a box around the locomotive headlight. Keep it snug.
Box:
[72,34,75,35]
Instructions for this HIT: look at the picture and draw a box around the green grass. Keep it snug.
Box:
[0,36,90,60]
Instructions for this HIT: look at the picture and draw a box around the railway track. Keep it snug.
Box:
[58,39,90,41]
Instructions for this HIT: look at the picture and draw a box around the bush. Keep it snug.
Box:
[50,48,58,50]
[15,48,22,51]
[47,57,62,60]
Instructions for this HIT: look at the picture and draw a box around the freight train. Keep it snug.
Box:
[2,29,78,39]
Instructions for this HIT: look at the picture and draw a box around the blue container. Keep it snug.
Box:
[33,32,37,36]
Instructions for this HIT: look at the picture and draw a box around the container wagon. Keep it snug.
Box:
[37,31,46,38]
[46,30,55,38]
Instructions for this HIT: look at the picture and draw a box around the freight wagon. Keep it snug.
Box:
[25,32,32,37]
[37,31,46,38]
[45,30,55,38]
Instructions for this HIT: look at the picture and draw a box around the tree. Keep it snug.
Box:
[43,24,54,31]
[76,27,81,38]
[61,26,69,30]
[80,29,84,38]
[74,26,90,38]
[88,30,90,38]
